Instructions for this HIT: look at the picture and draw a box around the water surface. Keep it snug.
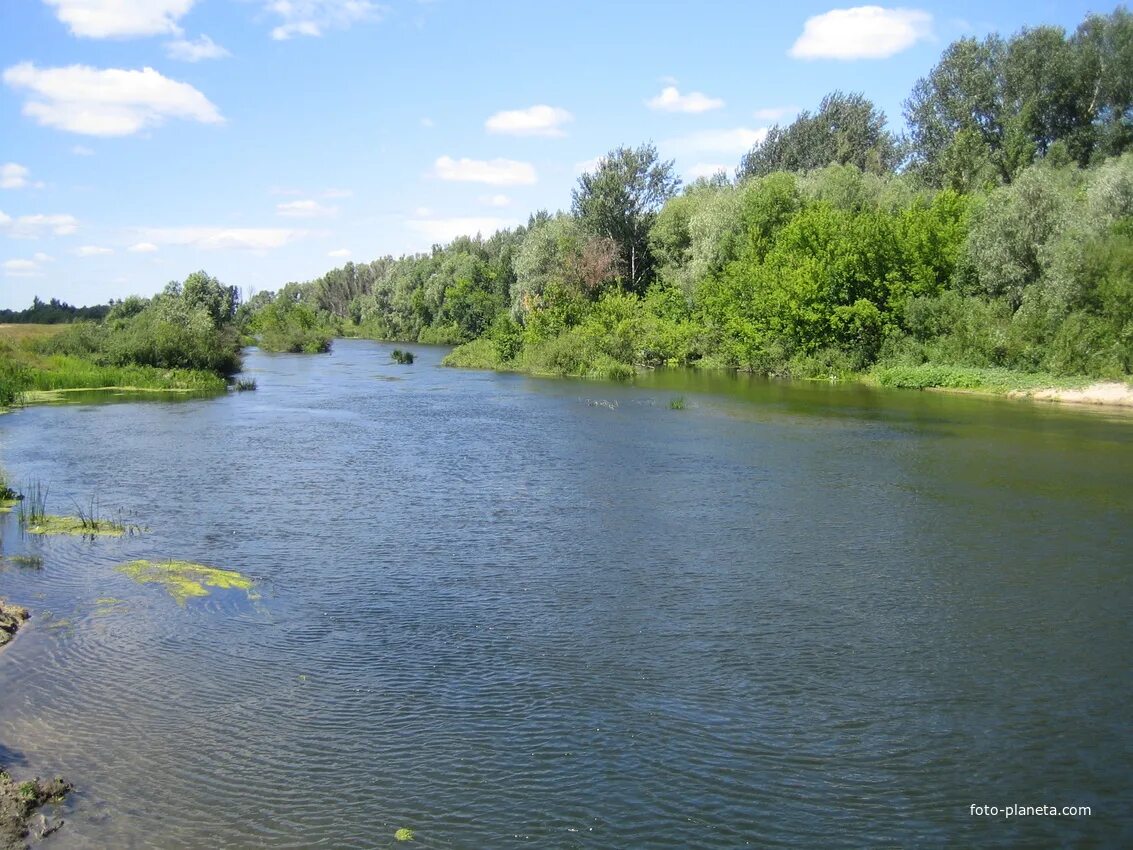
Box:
[1,340,1130,848]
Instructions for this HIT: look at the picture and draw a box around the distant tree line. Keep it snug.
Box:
[0,296,110,324]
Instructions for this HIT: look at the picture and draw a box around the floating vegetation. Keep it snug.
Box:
[117,560,254,605]
[22,515,129,537]
[93,597,130,617]
[390,349,415,365]
[669,396,686,410]
[233,378,258,392]
[5,555,43,569]
[584,398,619,410]
[394,828,415,841]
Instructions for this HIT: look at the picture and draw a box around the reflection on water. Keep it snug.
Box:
[0,340,1130,848]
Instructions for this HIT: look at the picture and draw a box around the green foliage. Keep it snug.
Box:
[390,349,415,364]
[572,143,680,292]
[249,292,334,353]
[737,92,899,180]
[33,271,243,377]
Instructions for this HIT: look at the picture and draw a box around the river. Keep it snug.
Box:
[1,339,1130,848]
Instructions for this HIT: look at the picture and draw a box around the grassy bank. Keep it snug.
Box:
[444,339,1133,408]
[1,325,227,409]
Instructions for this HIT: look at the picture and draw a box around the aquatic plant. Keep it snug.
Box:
[233,378,258,391]
[17,480,47,526]
[23,515,128,537]
[394,828,414,841]
[391,349,415,365]
[669,396,686,410]
[6,555,43,569]
[117,559,254,605]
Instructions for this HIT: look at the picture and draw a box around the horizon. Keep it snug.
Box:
[0,0,1111,310]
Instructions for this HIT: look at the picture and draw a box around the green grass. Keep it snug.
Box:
[23,355,226,392]
[869,363,1094,393]
[441,338,502,370]
[669,396,686,409]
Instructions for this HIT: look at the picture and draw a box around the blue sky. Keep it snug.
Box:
[0,0,1112,309]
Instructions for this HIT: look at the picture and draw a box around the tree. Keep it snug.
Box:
[572,143,680,293]
[737,92,899,181]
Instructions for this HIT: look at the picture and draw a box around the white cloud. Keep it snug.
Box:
[574,156,602,175]
[138,227,299,251]
[687,163,729,180]
[3,258,44,277]
[2,63,224,137]
[165,34,230,62]
[127,241,158,253]
[276,199,337,218]
[646,86,724,114]
[71,145,95,156]
[33,252,54,262]
[790,6,933,60]
[75,245,113,256]
[420,117,434,128]
[664,127,768,156]
[408,216,516,244]
[322,188,353,199]
[479,194,511,207]
[0,212,79,238]
[264,0,386,40]
[432,156,537,186]
[1,163,38,190]
[44,0,195,38]
[328,248,351,258]
[485,105,573,137]
[754,105,800,122]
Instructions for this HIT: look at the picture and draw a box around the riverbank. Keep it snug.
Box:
[0,599,67,850]
[442,340,1133,412]
[1,325,229,411]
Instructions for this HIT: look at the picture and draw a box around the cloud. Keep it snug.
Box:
[264,0,386,40]
[0,212,79,238]
[754,105,800,122]
[687,163,729,180]
[328,248,351,258]
[3,258,44,277]
[44,0,196,38]
[485,105,573,137]
[479,194,511,207]
[664,127,768,156]
[574,156,602,175]
[165,34,230,61]
[1,163,42,190]
[420,117,434,128]
[322,188,353,199]
[432,156,537,186]
[71,145,95,156]
[646,86,724,114]
[75,245,113,256]
[137,227,299,251]
[2,63,224,136]
[276,199,337,218]
[408,216,517,244]
[127,241,158,253]
[790,6,933,60]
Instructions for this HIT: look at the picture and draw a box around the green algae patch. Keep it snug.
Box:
[0,498,19,514]
[93,597,129,615]
[117,559,254,605]
[23,515,127,537]
[394,828,415,841]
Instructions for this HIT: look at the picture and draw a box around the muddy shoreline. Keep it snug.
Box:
[0,600,71,850]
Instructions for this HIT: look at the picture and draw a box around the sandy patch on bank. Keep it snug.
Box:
[1009,382,1133,407]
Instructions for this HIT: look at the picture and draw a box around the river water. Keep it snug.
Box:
[0,339,1130,848]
